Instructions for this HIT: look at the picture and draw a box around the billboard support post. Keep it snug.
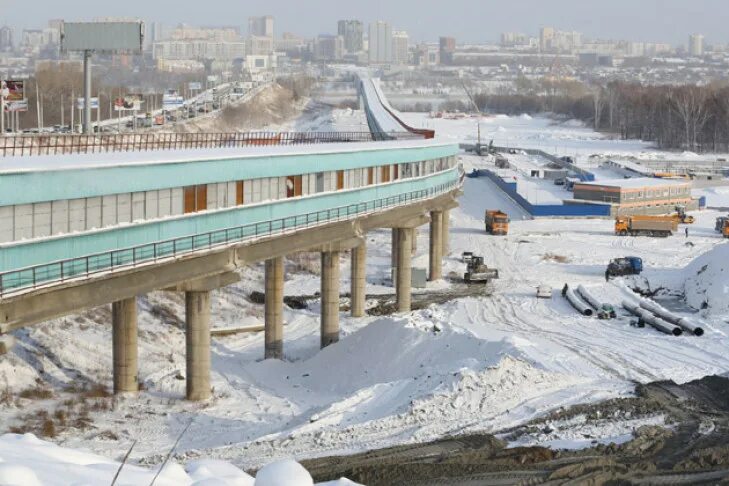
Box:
[83,50,92,134]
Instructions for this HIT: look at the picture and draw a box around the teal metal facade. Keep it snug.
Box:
[0,143,458,206]
[0,167,460,275]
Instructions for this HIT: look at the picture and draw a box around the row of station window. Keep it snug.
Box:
[0,157,456,244]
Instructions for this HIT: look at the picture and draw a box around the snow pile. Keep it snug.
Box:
[0,433,357,486]
[254,459,312,486]
[683,243,729,314]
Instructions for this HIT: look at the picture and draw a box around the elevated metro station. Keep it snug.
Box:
[0,75,463,401]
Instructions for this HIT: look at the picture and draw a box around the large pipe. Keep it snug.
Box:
[638,299,704,337]
[565,286,593,317]
[622,301,683,337]
[577,285,616,318]
[577,285,603,311]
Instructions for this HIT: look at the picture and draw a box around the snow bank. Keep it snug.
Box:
[0,434,349,486]
[683,243,729,314]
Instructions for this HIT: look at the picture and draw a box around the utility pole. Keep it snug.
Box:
[83,49,92,134]
[0,80,6,136]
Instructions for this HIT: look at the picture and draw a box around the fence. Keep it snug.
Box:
[0,130,423,157]
[476,169,611,218]
[0,179,460,297]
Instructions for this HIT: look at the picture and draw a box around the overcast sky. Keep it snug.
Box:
[1,0,725,45]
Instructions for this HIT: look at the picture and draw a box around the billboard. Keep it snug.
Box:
[1,80,28,112]
[162,90,184,109]
[76,97,99,109]
[188,82,202,91]
[61,21,144,53]
[114,94,143,111]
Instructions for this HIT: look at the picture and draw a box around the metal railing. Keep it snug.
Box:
[0,131,424,157]
[0,177,461,298]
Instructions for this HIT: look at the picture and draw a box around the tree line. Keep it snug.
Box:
[474,79,729,153]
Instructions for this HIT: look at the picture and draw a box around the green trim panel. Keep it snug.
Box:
[0,168,460,273]
[0,143,458,206]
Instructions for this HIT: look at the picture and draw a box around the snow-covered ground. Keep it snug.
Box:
[0,433,358,485]
[2,110,729,477]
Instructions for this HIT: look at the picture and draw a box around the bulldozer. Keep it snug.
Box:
[462,253,500,284]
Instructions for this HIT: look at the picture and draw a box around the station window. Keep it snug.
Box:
[316,172,325,193]
[393,164,399,180]
[381,166,391,183]
[286,175,303,198]
[336,170,345,190]
[236,181,245,205]
[368,167,374,185]
[184,185,207,213]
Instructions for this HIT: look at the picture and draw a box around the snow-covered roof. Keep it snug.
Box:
[576,177,689,189]
[0,139,455,174]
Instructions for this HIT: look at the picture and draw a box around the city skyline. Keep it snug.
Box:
[0,0,726,46]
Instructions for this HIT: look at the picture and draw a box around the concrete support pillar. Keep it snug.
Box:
[411,229,418,255]
[112,297,138,394]
[396,228,413,313]
[264,257,285,360]
[186,290,211,401]
[391,228,399,270]
[429,211,443,281]
[321,251,340,348]
[350,242,366,318]
[442,209,451,256]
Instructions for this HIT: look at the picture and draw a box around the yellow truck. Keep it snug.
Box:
[615,215,677,237]
[485,210,509,235]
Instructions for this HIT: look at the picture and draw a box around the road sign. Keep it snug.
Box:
[77,97,99,109]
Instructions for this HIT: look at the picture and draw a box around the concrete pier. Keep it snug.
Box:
[321,251,340,348]
[391,228,399,269]
[429,211,443,281]
[186,290,211,401]
[264,257,285,359]
[112,297,138,394]
[442,209,450,256]
[396,228,413,312]
[350,243,366,318]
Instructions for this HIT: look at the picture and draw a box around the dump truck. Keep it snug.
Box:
[485,210,509,235]
[615,216,676,237]
[672,205,695,224]
[719,218,729,239]
[716,216,729,234]
[607,257,643,278]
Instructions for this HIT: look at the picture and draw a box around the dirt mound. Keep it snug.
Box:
[174,84,308,133]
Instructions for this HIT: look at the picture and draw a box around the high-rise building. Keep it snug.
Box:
[314,34,344,61]
[439,36,455,65]
[337,20,364,54]
[689,34,704,57]
[249,16,274,38]
[540,27,554,52]
[0,26,13,51]
[392,31,409,64]
[368,21,392,64]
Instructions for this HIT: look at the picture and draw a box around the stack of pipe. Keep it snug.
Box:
[577,285,614,317]
[565,286,593,316]
[622,301,683,336]
[639,299,704,336]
